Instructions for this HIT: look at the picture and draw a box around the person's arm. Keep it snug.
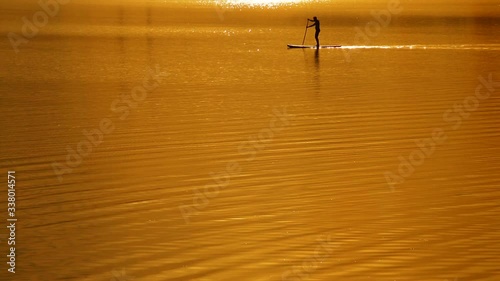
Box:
[307,22,316,28]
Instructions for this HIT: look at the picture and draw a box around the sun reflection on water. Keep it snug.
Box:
[209,0,305,8]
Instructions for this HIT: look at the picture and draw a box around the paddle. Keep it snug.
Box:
[301,19,308,45]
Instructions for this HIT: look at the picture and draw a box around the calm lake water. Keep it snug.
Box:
[1,1,500,280]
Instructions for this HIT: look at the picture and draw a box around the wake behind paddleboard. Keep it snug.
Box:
[287,44,341,49]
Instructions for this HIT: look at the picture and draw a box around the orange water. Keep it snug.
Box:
[1,1,500,280]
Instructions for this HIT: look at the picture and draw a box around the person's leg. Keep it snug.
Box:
[315,31,320,48]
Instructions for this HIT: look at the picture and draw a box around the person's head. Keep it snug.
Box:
[313,16,317,20]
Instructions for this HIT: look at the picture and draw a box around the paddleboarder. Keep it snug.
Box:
[307,16,320,48]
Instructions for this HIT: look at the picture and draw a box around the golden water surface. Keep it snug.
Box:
[1,1,499,280]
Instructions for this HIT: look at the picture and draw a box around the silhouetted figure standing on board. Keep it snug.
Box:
[307,16,320,48]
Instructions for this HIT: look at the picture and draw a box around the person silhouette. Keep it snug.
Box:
[307,16,320,48]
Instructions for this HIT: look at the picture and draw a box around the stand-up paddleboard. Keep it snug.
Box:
[287,44,341,49]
